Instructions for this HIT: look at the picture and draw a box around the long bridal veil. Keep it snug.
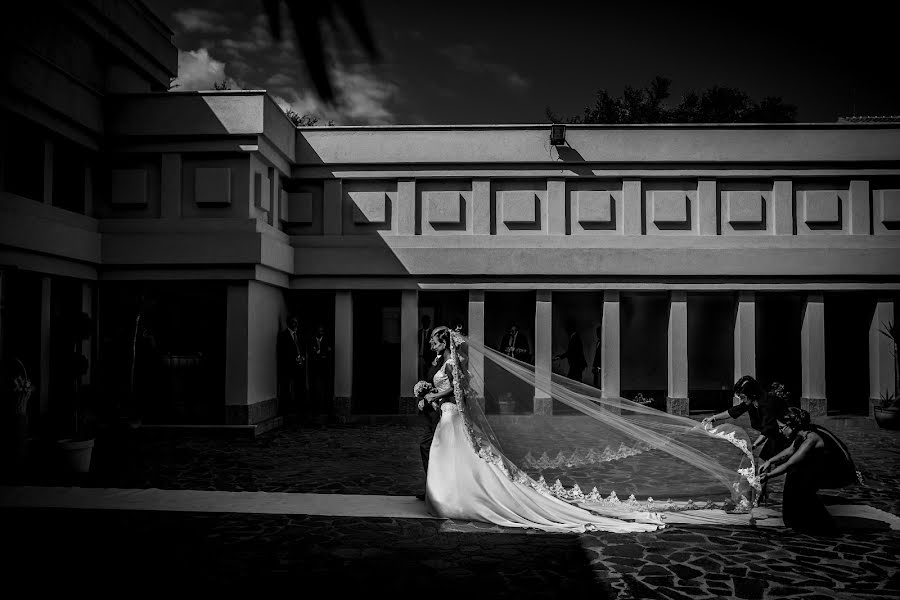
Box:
[446,331,760,519]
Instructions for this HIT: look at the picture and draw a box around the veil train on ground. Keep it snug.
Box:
[446,331,761,520]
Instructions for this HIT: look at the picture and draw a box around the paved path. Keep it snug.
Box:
[3,485,898,530]
[2,416,898,598]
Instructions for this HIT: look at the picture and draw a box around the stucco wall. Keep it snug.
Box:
[247,280,287,408]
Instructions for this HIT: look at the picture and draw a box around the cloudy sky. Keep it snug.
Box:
[147,0,899,125]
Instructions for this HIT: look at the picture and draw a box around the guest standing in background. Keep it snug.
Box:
[418,314,433,380]
[277,316,308,422]
[500,322,531,364]
[592,325,602,388]
[308,323,334,426]
[554,319,587,382]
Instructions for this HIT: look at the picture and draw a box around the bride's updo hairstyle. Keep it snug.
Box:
[432,326,451,352]
[733,375,763,402]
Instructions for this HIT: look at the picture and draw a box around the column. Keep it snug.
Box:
[800,294,827,416]
[773,179,793,235]
[334,291,353,418]
[39,277,52,416]
[547,179,566,235]
[733,291,756,385]
[698,179,717,235]
[81,283,93,387]
[534,290,552,415]
[601,291,622,414]
[83,163,94,218]
[224,283,250,424]
[161,153,182,219]
[623,179,642,235]
[323,179,343,235]
[869,299,895,417]
[849,180,871,236]
[467,290,486,411]
[399,289,418,413]
[667,291,689,415]
[269,170,279,227]
[600,291,620,398]
[42,139,53,205]
[398,179,416,235]
[0,269,6,365]
[473,179,491,235]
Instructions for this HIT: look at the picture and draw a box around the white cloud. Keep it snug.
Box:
[172,9,230,34]
[170,49,238,91]
[439,44,530,91]
[220,19,273,57]
[265,73,295,87]
[274,64,398,125]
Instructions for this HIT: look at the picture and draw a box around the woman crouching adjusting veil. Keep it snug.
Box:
[423,327,761,533]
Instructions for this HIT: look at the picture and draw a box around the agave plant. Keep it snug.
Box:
[880,320,899,403]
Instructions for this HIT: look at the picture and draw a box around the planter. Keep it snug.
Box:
[56,438,94,473]
[874,406,900,430]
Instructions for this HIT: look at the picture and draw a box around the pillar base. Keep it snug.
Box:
[601,397,622,415]
[225,397,279,425]
[800,397,827,417]
[533,397,553,416]
[398,396,418,415]
[666,397,689,416]
[870,397,883,419]
[333,396,352,420]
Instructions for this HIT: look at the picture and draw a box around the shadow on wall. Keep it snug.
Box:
[98,282,227,425]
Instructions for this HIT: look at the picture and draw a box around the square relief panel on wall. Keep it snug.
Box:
[284,192,313,224]
[344,182,396,234]
[649,190,692,232]
[498,190,541,231]
[573,189,619,233]
[423,189,468,233]
[722,190,769,234]
[797,189,847,234]
[110,169,148,206]
[351,190,388,224]
[195,167,232,206]
[874,189,900,234]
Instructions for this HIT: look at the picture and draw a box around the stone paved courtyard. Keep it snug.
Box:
[2,415,899,598]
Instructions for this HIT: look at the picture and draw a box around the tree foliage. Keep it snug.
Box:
[548,76,797,124]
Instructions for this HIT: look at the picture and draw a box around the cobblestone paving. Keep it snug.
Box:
[4,416,899,598]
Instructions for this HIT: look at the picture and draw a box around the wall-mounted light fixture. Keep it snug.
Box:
[550,123,567,146]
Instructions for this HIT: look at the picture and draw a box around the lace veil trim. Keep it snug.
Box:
[447,330,758,513]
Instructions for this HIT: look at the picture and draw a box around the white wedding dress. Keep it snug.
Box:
[425,359,665,533]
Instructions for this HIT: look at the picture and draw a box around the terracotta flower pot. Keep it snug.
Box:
[56,438,94,473]
[874,406,900,430]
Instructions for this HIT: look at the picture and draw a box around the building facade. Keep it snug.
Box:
[2,2,899,436]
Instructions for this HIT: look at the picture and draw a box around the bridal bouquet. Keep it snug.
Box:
[414,380,433,412]
[414,381,433,398]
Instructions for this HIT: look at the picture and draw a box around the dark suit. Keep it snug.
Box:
[592,338,602,388]
[559,332,587,382]
[417,326,433,379]
[419,362,441,476]
[308,334,334,422]
[500,330,531,363]
[277,328,307,418]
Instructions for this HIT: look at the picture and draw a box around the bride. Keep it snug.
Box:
[420,326,759,533]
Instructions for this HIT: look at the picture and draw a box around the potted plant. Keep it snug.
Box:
[874,320,900,430]
[874,392,900,430]
[56,311,95,473]
[3,358,35,472]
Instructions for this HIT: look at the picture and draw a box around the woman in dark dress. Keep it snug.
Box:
[702,376,791,504]
[759,407,862,535]
[703,376,790,461]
